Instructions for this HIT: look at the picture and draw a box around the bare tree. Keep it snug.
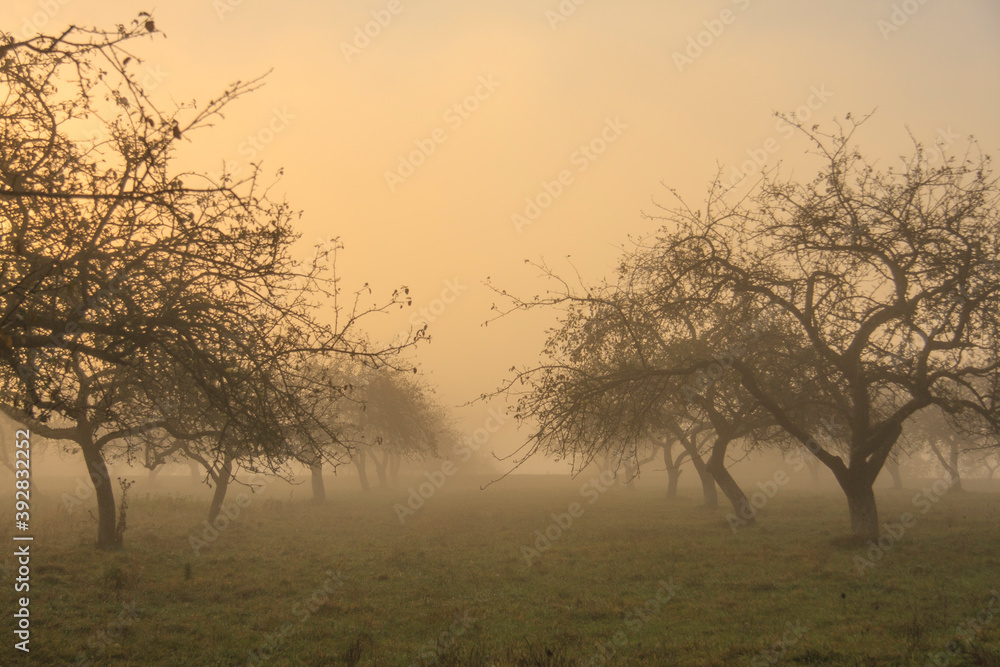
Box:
[0,20,417,547]
[634,116,1000,540]
[489,116,999,541]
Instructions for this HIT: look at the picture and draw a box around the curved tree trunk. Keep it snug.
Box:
[207,457,234,523]
[928,440,963,491]
[188,458,201,482]
[372,450,390,488]
[679,434,718,507]
[706,436,754,526]
[388,453,401,488]
[147,465,162,485]
[623,457,637,489]
[352,450,370,492]
[310,459,326,504]
[81,441,118,549]
[884,460,903,489]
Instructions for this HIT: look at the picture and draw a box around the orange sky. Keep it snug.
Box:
[4,0,1000,471]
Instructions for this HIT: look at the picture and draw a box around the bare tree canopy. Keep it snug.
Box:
[490,116,1000,540]
[0,20,418,548]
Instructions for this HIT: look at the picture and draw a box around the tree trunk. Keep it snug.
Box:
[147,465,161,485]
[623,458,637,489]
[884,460,903,489]
[947,443,963,491]
[842,478,879,541]
[310,459,326,504]
[352,450,370,492]
[698,467,718,507]
[680,435,717,507]
[81,442,118,550]
[372,451,390,488]
[663,444,681,499]
[706,436,754,525]
[928,440,963,491]
[188,459,201,481]
[207,457,233,523]
[388,453,401,488]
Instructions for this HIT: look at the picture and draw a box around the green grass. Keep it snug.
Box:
[2,473,1000,665]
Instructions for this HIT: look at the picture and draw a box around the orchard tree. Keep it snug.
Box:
[284,359,361,504]
[635,116,1000,540]
[903,405,979,491]
[487,264,803,522]
[356,367,451,489]
[0,21,417,548]
[491,116,999,541]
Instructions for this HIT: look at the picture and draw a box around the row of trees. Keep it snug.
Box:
[490,116,1000,540]
[0,20,435,548]
[127,362,453,517]
[580,407,1000,500]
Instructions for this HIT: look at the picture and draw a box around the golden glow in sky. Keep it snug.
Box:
[4,0,999,468]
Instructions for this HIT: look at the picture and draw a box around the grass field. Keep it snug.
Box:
[2,472,999,666]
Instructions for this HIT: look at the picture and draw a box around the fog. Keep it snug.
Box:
[2,0,1000,664]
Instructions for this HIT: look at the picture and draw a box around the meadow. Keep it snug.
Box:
[1,471,999,666]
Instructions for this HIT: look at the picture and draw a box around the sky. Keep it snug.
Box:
[4,0,1000,472]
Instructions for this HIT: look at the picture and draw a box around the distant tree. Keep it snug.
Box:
[658,416,718,505]
[356,368,451,489]
[965,446,1000,480]
[284,359,360,504]
[902,406,971,490]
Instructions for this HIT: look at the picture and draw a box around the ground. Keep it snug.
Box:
[1,472,999,665]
